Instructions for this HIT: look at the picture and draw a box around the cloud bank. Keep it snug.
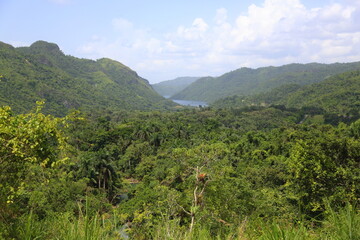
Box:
[78,0,360,83]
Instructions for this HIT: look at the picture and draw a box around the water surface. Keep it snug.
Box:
[172,99,208,107]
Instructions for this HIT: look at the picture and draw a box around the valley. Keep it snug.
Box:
[0,40,359,240]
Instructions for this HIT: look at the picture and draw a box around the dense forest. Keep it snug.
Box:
[172,62,360,103]
[0,41,175,116]
[151,77,200,97]
[0,41,359,239]
[1,101,359,239]
[213,70,360,119]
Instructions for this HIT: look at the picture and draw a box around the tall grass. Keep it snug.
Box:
[152,217,249,240]
[52,213,102,240]
[45,199,119,240]
[8,203,360,239]
[258,223,310,240]
[322,203,360,240]
[151,204,358,240]
[17,210,44,240]
[14,199,120,240]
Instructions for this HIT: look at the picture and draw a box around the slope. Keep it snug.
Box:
[172,62,360,103]
[151,77,200,97]
[213,70,360,117]
[0,41,176,116]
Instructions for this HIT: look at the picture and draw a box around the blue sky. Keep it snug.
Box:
[1,0,360,83]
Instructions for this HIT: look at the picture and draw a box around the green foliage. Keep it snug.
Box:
[0,101,67,208]
[152,77,200,97]
[1,81,360,239]
[322,203,360,240]
[0,40,176,116]
[257,222,310,240]
[17,210,45,240]
[285,129,360,214]
[173,62,360,103]
[15,206,120,240]
[213,71,360,125]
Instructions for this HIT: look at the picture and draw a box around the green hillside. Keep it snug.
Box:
[172,62,360,103]
[212,83,302,109]
[151,76,200,97]
[213,70,360,123]
[0,40,176,116]
[279,70,360,113]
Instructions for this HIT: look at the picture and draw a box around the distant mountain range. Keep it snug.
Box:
[212,70,360,118]
[151,77,201,97]
[172,62,360,103]
[2,40,360,116]
[0,41,176,116]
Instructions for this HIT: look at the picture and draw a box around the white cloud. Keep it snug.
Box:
[78,0,360,83]
[176,18,209,41]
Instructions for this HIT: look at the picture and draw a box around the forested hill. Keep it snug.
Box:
[212,70,360,118]
[172,62,360,103]
[151,76,200,97]
[0,40,176,116]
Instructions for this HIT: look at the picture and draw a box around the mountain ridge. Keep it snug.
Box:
[172,62,360,103]
[212,70,360,120]
[151,76,201,97]
[0,40,176,116]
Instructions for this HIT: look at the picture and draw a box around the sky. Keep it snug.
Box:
[1,0,360,83]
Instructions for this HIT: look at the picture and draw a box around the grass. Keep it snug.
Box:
[322,203,360,240]
[4,203,359,239]
[13,199,121,240]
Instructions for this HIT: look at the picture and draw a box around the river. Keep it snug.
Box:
[172,99,208,107]
[163,96,208,107]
